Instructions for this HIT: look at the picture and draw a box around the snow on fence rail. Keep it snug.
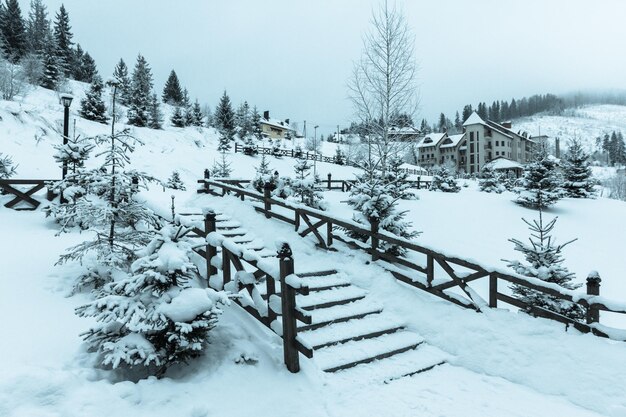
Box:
[197,177,626,342]
[180,212,312,373]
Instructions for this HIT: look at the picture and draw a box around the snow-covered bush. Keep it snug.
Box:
[293,145,303,159]
[76,226,229,377]
[79,76,108,124]
[505,211,584,321]
[166,170,186,191]
[429,165,460,192]
[603,173,626,201]
[52,135,94,174]
[241,136,258,156]
[562,138,596,198]
[515,148,562,209]
[291,158,325,210]
[334,147,345,165]
[0,153,17,179]
[479,167,504,193]
[250,154,274,193]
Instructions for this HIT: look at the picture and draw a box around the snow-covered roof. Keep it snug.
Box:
[462,112,485,127]
[439,133,466,149]
[388,126,421,135]
[399,163,428,173]
[417,132,446,148]
[483,157,524,170]
[260,118,294,132]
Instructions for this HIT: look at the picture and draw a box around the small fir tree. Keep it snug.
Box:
[79,76,108,123]
[291,158,325,210]
[241,136,257,156]
[251,153,273,192]
[505,210,585,320]
[384,157,416,200]
[75,225,228,377]
[562,138,595,198]
[515,147,562,209]
[214,91,235,140]
[171,106,185,128]
[127,54,153,127]
[52,4,73,76]
[429,165,460,192]
[250,106,263,140]
[148,93,163,129]
[212,152,232,178]
[162,69,183,105]
[190,99,204,127]
[334,147,345,165]
[479,167,504,193]
[293,144,303,158]
[166,170,186,190]
[52,135,94,174]
[113,58,131,105]
[40,39,60,90]
[0,152,17,178]
[217,132,231,153]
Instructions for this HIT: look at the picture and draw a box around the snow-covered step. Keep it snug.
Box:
[220,228,248,237]
[297,285,368,310]
[314,331,425,372]
[299,298,384,331]
[330,344,449,384]
[216,220,242,229]
[298,269,338,277]
[299,312,405,349]
[300,274,352,292]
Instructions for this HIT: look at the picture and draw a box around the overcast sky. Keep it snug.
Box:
[23,0,626,135]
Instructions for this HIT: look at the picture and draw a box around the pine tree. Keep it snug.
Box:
[251,153,273,192]
[0,0,26,62]
[241,136,257,155]
[79,51,97,83]
[334,147,345,165]
[127,54,153,127]
[113,58,131,105]
[52,4,73,76]
[429,165,460,192]
[0,152,17,178]
[190,99,204,126]
[71,43,84,79]
[170,106,185,128]
[75,225,228,376]
[52,134,94,174]
[217,132,231,153]
[505,211,584,321]
[293,144,303,158]
[79,75,108,123]
[166,170,186,190]
[291,157,325,210]
[235,101,251,139]
[212,152,232,178]
[25,0,49,54]
[562,138,595,198]
[148,93,163,129]
[438,113,446,133]
[461,105,473,123]
[162,70,183,105]
[250,106,263,140]
[479,167,504,193]
[454,111,462,132]
[214,91,235,140]
[515,147,562,209]
[40,37,60,89]
[347,163,419,256]
[384,157,416,200]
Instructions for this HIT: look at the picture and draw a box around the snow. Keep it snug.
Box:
[158,288,219,323]
[2,82,626,417]
[463,111,486,126]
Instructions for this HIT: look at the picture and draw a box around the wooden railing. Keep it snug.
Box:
[0,179,57,210]
[180,210,312,372]
[197,178,626,341]
[235,142,344,165]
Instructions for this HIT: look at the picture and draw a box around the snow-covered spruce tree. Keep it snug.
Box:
[190,99,204,127]
[347,163,419,256]
[384,157,416,200]
[505,209,585,320]
[479,167,504,193]
[241,136,257,156]
[52,135,94,174]
[148,93,163,129]
[79,76,108,124]
[166,170,186,191]
[211,152,232,178]
[217,132,231,153]
[251,153,276,193]
[214,90,235,141]
[334,147,345,165]
[113,58,131,106]
[271,139,282,157]
[171,106,185,128]
[291,158,325,210]
[127,54,153,127]
[294,144,303,159]
[0,153,17,178]
[75,225,229,377]
[235,101,251,139]
[515,147,562,209]
[40,39,60,90]
[250,106,263,141]
[562,138,595,198]
[49,130,160,290]
[162,69,183,105]
[52,4,73,76]
[429,165,460,192]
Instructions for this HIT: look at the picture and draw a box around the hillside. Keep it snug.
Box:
[2,84,626,417]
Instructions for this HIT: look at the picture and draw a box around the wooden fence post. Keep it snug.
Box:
[327,173,332,190]
[489,272,498,308]
[203,169,211,194]
[586,271,601,325]
[371,218,379,261]
[294,209,300,232]
[278,243,300,373]
[327,221,333,247]
[417,176,421,189]
[426,254,434,286]
[266,274,277,326]
[263,182,272,218]
[204,211,217,279]
[222,248,231,287]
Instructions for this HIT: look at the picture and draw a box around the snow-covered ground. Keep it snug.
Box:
[2,84,626,416]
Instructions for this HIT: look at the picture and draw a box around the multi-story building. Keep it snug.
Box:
[416,132,467,171]
[462,112,535,174]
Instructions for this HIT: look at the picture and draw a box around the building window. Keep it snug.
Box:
[477,131,480,140]
[470,143,474,153]
[470,155,475,164]
[470,132,474,141]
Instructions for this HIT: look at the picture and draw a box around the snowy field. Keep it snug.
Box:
[2,84,626,416]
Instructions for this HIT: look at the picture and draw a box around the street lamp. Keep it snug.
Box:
[59,93,73,180]
[314,125,319,177]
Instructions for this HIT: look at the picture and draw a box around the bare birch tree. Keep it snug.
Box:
[348,0,419,174]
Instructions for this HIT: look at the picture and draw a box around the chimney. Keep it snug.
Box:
[502,121,512,129]
[285,118,290,125]
[555,137,561,158]
[263,110,270,120]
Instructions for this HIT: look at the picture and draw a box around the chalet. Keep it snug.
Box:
[462,112,536,174]
[388,126,421,142]
[260,111,295,140]
[416,131,467,171]
[416,132,446,169]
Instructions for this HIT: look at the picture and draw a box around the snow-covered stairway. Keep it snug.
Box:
[177,210,447,382]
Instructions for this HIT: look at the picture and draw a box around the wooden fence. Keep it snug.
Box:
[0,179,57,210]
[182,210,312,372]
[234,142,341,165]
[197,177,626,341]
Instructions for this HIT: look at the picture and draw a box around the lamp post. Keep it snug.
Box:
[59,94,73,180]
[314,125,319,177]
